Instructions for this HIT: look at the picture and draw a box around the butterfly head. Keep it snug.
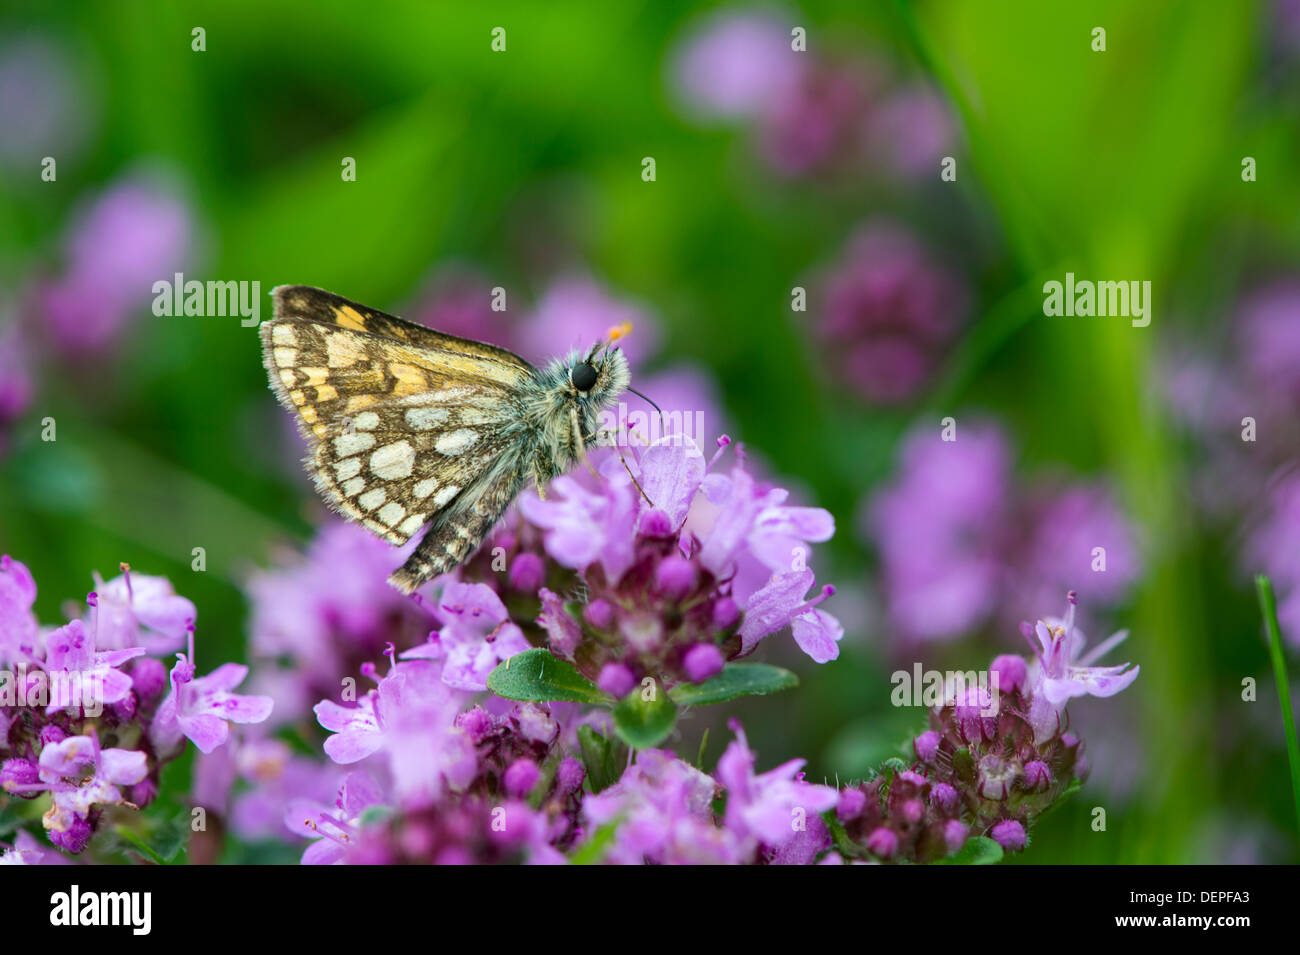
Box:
[568,323,632,412]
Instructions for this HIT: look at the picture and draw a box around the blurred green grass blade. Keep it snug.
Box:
[1256,575,1300,836]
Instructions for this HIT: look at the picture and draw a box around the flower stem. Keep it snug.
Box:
[1256,574,1300,836]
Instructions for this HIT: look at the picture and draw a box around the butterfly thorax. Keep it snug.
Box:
[525,348,630,479]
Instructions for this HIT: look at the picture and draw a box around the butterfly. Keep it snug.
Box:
[260,285,634,593]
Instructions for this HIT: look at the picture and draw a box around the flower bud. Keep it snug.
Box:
[131,657,168,703]
[913,730,940,762]
[596,663,636,700]
[682,643,724,683]
[865,827,898,859]
[1022,760,1052,792]
[0,758,40,797]
[928,782,958,813]
[942,819,968,854]
[504,758,541,798]
[508,553,545,593]
[711,597,740,631]
[989,654,1028,695]
[556,757,586,795]
[583,599,615,630]
[837,787,867,822]
[49,815,93,854]
[654,555,698,601]
[990,819,1027,851]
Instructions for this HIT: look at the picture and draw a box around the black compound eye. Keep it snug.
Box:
[571,361,598,391]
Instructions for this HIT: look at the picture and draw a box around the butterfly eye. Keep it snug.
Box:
[571,361,598,391]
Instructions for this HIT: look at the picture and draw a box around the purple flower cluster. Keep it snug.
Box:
[0,558,271,857]
[518,436,841,688]
[670,7,956,181]
[284,645,838,865]
[865,419,1139,645]
[834,594,1137,863]
[1159,279,1300,642]
[812,220,967,404]
[281,654,579,864]
[245,521,431,723]
[582,721,837,864]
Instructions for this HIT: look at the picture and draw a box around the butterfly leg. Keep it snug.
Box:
[569,406,601,479]
[587,425,655,507]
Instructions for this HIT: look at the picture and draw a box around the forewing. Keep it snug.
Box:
[260,312,532,547]
[271,285,534,375]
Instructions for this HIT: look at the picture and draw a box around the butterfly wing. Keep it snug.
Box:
[260,286,536,549]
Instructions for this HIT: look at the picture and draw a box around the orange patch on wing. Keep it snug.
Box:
[334,305,368,332]
[390,363,429,397]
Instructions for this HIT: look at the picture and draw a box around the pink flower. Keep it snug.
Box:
[1026,593,1139,743]
[151,656,274,754]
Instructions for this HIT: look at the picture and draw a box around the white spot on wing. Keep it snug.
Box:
[435,429,479,456]
[398,513,426,536]
[413,478,438,500]
[370,440,415,480]
[334,432,375,456]
[377,501,406,526]
[334,458,362,480]
[353,411,380,431]
[272,324,297,345]
[342,476,365,497]
[358,488,386,511]
[432,485,460,508]
[405,407,452,430]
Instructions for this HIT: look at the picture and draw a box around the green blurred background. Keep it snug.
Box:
[2,0,1297,863]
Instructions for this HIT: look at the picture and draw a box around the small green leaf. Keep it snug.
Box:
[669,663,798,705]
[569,818,621,865]
[112,826,167,865]
[952,747,975,782]
[695,728,710,769]
[935,836,1004,865]
[486,649,609,704]
[578,726,622,793]
[612,688,678,748]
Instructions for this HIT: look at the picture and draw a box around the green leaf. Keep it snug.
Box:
[935,836,1004,865]
[568,819,621,865]
[612,688,678,748]
[578,726,622,793]
[486,649,609,704]
[1258,575,1300,837]
[669,663,798,706]
[112,826,167,865]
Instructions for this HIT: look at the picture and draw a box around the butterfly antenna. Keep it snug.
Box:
[627,385,665,432]
[617,443,655,507]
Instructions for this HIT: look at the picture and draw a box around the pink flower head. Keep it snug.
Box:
[33,734,147,845]
[151,655,274,755]
[402,581,530,691]
[1026,593,1139,742]
[286,772,385,865]
[314,659,476,808]
[715,722,837,848]
[90,565,195,654]
[42,618,145,713]
[0,555,40,663]
[670,7,805,121]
